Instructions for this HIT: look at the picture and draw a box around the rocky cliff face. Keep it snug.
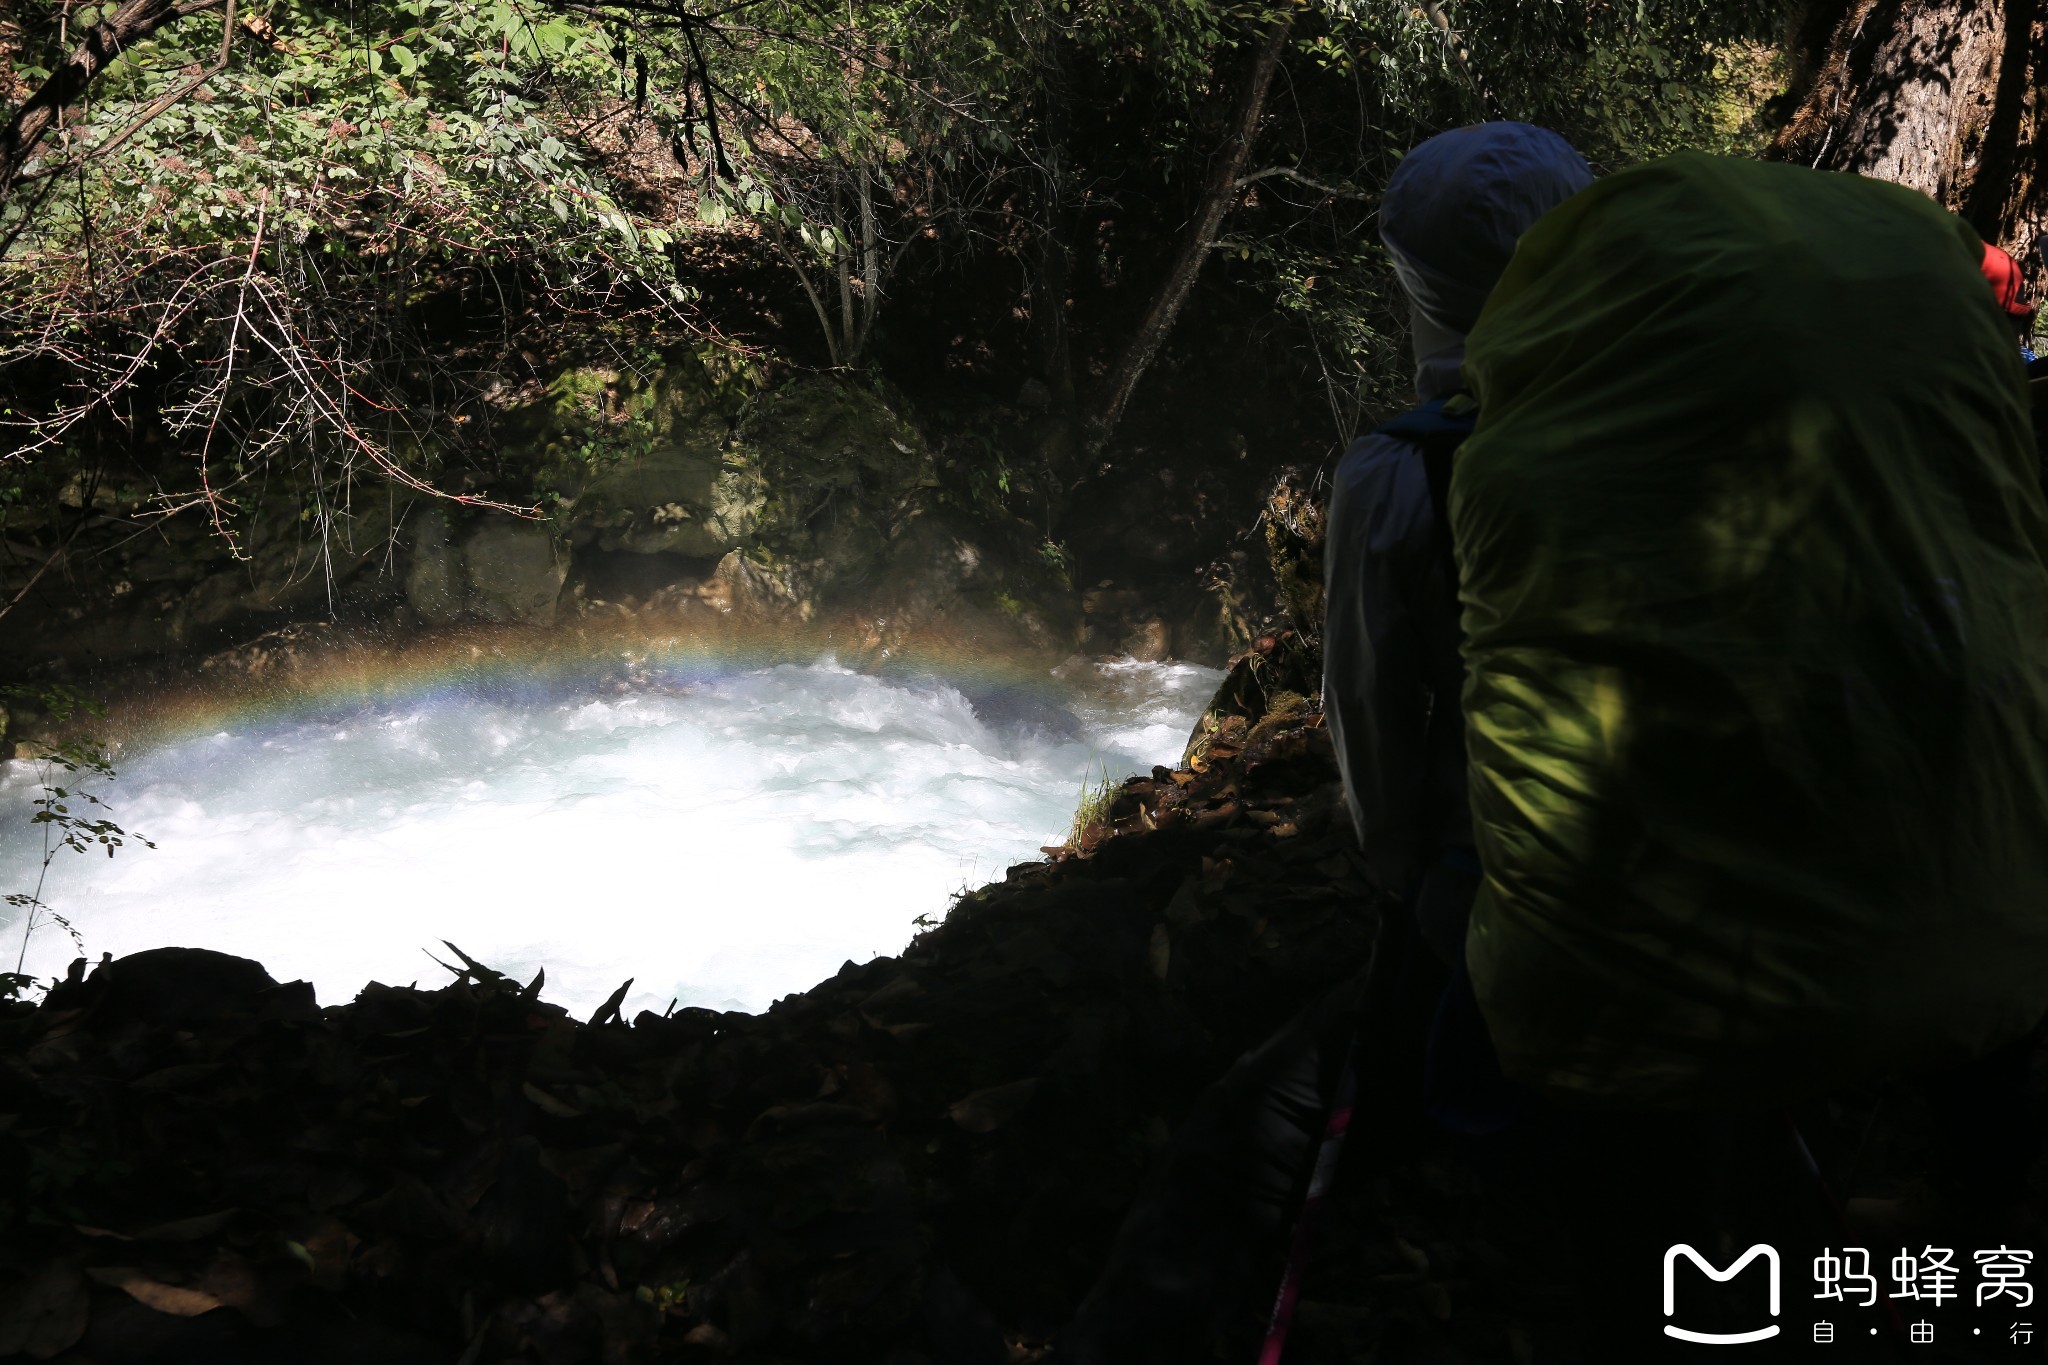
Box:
[0,359,1096,677]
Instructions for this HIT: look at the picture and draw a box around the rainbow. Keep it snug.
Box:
[42,617,1114,759]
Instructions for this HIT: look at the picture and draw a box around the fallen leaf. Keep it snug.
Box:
[947,1079,1040,1134]
[200,1252,274,1322]
[85,1266,222,1318]
[136,1209,241,1241]
[0,1262,89,1358]
[522,1081,586,1119]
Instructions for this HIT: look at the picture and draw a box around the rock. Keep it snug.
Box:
[241,533,350,617]
[171,570,261,638]
[1119,618,1173,662]
[0,357,1096,670]
[82,497,385,655]
[698,550,803,622]
[196,622,342,680]
[462,519,565,626]
[576,456,764,559]
[403,506,466,625]
[850,511,1075,657]
[530,358,760,560]
[41,946,302,1026]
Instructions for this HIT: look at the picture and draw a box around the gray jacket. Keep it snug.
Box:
[1321,362,1472,897]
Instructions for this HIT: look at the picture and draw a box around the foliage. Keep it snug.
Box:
[1,685,153,998]
[0,0,1797,577]
[1065,757,1117,848]
[1224,0,1787,437]
[0,0,703,564]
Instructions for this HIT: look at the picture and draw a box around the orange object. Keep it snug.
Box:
[1982,241,2035,319]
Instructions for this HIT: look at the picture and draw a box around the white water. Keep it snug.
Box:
[0,656,1219,1019]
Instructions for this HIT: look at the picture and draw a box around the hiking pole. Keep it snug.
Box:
[1256,1058,1358,1365]
[1255,895,1416,1364]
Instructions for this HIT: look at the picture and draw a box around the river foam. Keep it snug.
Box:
[0,653,1220,1019]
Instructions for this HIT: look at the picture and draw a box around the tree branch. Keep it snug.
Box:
[1234,165,1370,200]
[25,0,239,186]
[682,18,733,179]
[0,0,228,207]
[1423,1,1489,115]
[1082,3,1297,459]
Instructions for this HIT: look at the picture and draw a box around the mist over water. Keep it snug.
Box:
[0,656,1220,1019]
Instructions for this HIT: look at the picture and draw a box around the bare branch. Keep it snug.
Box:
[1233,165,1371,200]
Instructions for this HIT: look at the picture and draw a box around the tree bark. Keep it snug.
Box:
[0,0,221,207]
[1770,0,2046,260]
[1080,5,1295,461]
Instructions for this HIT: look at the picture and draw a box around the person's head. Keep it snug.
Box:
[1981,241,2037,340]
[1380,123,1592,394]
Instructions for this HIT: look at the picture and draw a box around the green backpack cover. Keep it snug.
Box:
[1455,152,2048,1108]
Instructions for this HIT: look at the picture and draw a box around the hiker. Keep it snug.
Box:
[1324,121,1589,958]
[1459,158,2048,1109]
[1055,124,1593,1365]
[1320,122,1590,1133]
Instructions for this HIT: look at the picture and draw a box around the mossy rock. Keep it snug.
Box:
[548,370,929,566]
[736,374,932,490]
[573,455,766,559]
[462,519,565,626]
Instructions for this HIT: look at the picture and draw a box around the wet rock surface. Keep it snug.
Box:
[0,364,1086,677]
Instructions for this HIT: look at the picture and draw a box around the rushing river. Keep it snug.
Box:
[0,652,1221,1019]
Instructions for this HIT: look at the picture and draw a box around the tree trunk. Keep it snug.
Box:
[0,0,215,206]
[1079,5,1295,461]
[1770,0,2045,263]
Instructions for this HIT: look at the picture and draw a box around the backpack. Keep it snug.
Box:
[1455,153,2048,1108]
